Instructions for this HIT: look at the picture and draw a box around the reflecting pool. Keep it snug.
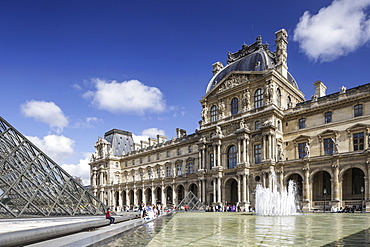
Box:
[107,212,370,246]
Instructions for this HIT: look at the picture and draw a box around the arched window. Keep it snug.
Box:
[231,98,238,115]
[210,153,214,168]
[254,89,264,108]
[299,118,306,129]
[354,104,363,117]
[255,121,260,130]
[287,96,292,108]
[227,145,237,169]
[276,88,281,108]
[210,105,218,122]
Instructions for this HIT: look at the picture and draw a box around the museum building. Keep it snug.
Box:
[89,29,370,212]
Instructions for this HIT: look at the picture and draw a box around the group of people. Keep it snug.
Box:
[332,205,365,213]
[205,204,242,212]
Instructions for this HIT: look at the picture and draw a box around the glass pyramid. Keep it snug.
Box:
[0,116,105,217]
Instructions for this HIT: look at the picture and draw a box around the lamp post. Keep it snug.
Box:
[361,186,364,213]
[323,188,327,213]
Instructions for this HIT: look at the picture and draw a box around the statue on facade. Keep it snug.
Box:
[264,83,273,104]
[216,125,223,136]
[305,144,310,158]
[201,103,208,124]
[218,99,225,118]
[340,86,346,94]
[242,89,250,112]
[331,137,339,154]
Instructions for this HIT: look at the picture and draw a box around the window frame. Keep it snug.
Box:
[227,145,237,169]
[210,105,218,122]
[231,97,239,115]
[354,104,363,117]
[254,144,262,164]
[325,112,332,124]
[299,118,306,129]
[254,89,264,108]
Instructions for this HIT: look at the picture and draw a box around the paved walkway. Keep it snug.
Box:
[0,212,145,247]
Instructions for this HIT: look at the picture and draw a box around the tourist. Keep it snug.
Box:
[105,208,115,225]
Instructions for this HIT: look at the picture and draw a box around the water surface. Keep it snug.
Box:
[107,212,370,246]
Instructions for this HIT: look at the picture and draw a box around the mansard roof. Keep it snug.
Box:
[206,35,298,93]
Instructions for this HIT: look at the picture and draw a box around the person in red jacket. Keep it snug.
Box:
[106,208,115,225]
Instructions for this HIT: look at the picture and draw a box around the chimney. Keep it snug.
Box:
[176,128,187,138]
[314,81,327,98]
[157,134,167,143]
[275,29,288,79]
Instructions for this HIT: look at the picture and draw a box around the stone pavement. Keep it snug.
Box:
[0,212,144,247]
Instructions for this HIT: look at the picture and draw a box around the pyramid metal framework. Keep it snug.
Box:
[176,191,205,211]
[0,117,106,217]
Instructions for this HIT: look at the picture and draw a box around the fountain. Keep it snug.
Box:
[255,173,298,215]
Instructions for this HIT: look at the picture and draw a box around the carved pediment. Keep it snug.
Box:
[293,135,311,143]
[346,123,370,132]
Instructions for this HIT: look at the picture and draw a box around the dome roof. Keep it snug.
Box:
[206,37,298,93]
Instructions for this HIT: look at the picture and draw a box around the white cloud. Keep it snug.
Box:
[83,78,166,115]
[75,116,102,128]
[293,0,370,62]
[20,100,69,131]
[61,154,91,186]
[132,128,166,143]
[27,135,75,164]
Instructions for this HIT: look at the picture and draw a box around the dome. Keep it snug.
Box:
[206,36,298,93]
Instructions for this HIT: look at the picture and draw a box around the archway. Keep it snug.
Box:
[342,168,365,210]
[137,189,143,205]
[155,187,162,204]
[114,191,119,206]
[128,190,134,207]
[287,173,303,198]
[189,183,198,197]
[177,185,185,203]
[122,191,127,206]
[145,188,152,205]
[166,186,173,205]
[225,178,238,206]
[312,171,331,211]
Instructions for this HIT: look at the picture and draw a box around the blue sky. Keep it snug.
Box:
[1,0,370,184]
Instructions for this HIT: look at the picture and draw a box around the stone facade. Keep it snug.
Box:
[89,29,370,212]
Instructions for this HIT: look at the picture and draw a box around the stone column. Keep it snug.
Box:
[217,143,221,167]
[119,190,123,206]
[237,138,241,164]
[203,179,206,202]
[125,190,130,206]
[242,174,246,203]
[237,175,241,203]
[213,178,216,203]
[172,185,177,206]
[161,186,166,206]
[202,147,206,170]
[92,171,97,186]
[333,164,340,201]
[217,176,222,203]
[100,171,104,186]
[151,187,155,205]
[133,189,137,206]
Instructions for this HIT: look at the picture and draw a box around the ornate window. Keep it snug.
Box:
[353,132,364,151]
[287,96,292,108]
[177,148,181,156]
[227,145,237,169]
[147,155,151,162]
[325,112,332,123]
[140,171,144,181]
[254,144,261,163]
[177,164,182,176]
[298,143,307,158]
[354,104,363,117]
[188,145,193,153]
[324,138,334,155]
[299,118,306,129]
[187,162,194,174]
[148,170,153,179]
[254,89,264,108]
[255,121,260,130]
[231,97,238,115]
[276,88,281,108]
[210,105,218,122]
[210,153,214,168]
[166,166,171,177]
[157,168,161,178]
